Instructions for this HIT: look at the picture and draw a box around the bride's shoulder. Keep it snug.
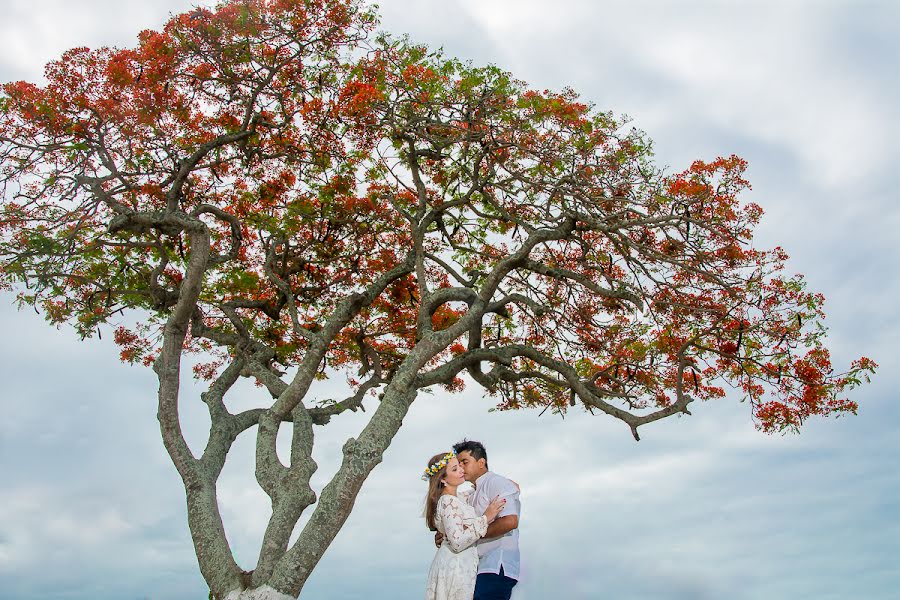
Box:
[438,493,462,506]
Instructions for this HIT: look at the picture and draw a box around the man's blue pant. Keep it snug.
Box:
[473,566,517,600]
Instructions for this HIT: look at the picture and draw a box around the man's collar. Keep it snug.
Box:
[474,471,490,489]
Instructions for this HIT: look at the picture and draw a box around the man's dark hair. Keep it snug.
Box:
[453,439,488,470]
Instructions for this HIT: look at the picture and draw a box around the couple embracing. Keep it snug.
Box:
[423,440,521,600]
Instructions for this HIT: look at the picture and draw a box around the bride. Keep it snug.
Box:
[423,451,506,600]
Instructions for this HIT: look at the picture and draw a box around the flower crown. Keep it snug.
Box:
[422,450,456,481]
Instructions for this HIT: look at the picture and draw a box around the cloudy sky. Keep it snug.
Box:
[1,0,898,598]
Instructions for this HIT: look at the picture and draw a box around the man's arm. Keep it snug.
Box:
[482,475,521,539]
[440,504,518,543]
[483,514,518,539]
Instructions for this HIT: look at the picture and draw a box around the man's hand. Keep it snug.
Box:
[434,531,443,547]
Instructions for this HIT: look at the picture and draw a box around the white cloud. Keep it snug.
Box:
[0,486,134,571]
[452,0,895,189]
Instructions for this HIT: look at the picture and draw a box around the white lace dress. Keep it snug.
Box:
[425,492,488,600]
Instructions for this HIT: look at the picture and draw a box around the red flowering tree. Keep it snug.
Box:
[0,0,875,598]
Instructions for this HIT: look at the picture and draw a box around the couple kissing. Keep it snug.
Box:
[423,440,521,600]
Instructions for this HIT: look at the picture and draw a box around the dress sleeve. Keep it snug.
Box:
[439,496,488,553]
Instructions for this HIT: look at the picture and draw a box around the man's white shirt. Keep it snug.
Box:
[466,471,521,580]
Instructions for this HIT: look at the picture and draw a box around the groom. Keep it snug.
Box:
[451,439,521,600]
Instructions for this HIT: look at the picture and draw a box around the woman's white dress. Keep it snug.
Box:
[425,492,488,600]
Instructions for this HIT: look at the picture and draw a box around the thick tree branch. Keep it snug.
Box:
[153,222,243,594]
[166,130,254,212]
[415,344,695,441]
[252,403,318,586]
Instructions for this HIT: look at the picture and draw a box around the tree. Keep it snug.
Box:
[0,0,875,597]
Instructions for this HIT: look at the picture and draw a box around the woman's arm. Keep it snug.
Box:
[440,496,488,553]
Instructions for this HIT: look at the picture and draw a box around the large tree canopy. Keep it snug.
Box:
[0,0,875,598]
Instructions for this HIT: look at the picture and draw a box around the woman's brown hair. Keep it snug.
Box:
[424,452,452,531]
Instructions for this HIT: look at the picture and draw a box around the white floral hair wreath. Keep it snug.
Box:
[422,450,456,481]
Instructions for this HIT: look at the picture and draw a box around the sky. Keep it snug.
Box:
[1,1,898,599]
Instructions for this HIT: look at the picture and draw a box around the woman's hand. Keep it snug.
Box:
[484,495,507,523]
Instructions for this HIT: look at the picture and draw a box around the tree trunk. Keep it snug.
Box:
[266,383,420,595]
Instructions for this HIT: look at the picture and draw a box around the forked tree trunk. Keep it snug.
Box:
[195,380,422,599]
